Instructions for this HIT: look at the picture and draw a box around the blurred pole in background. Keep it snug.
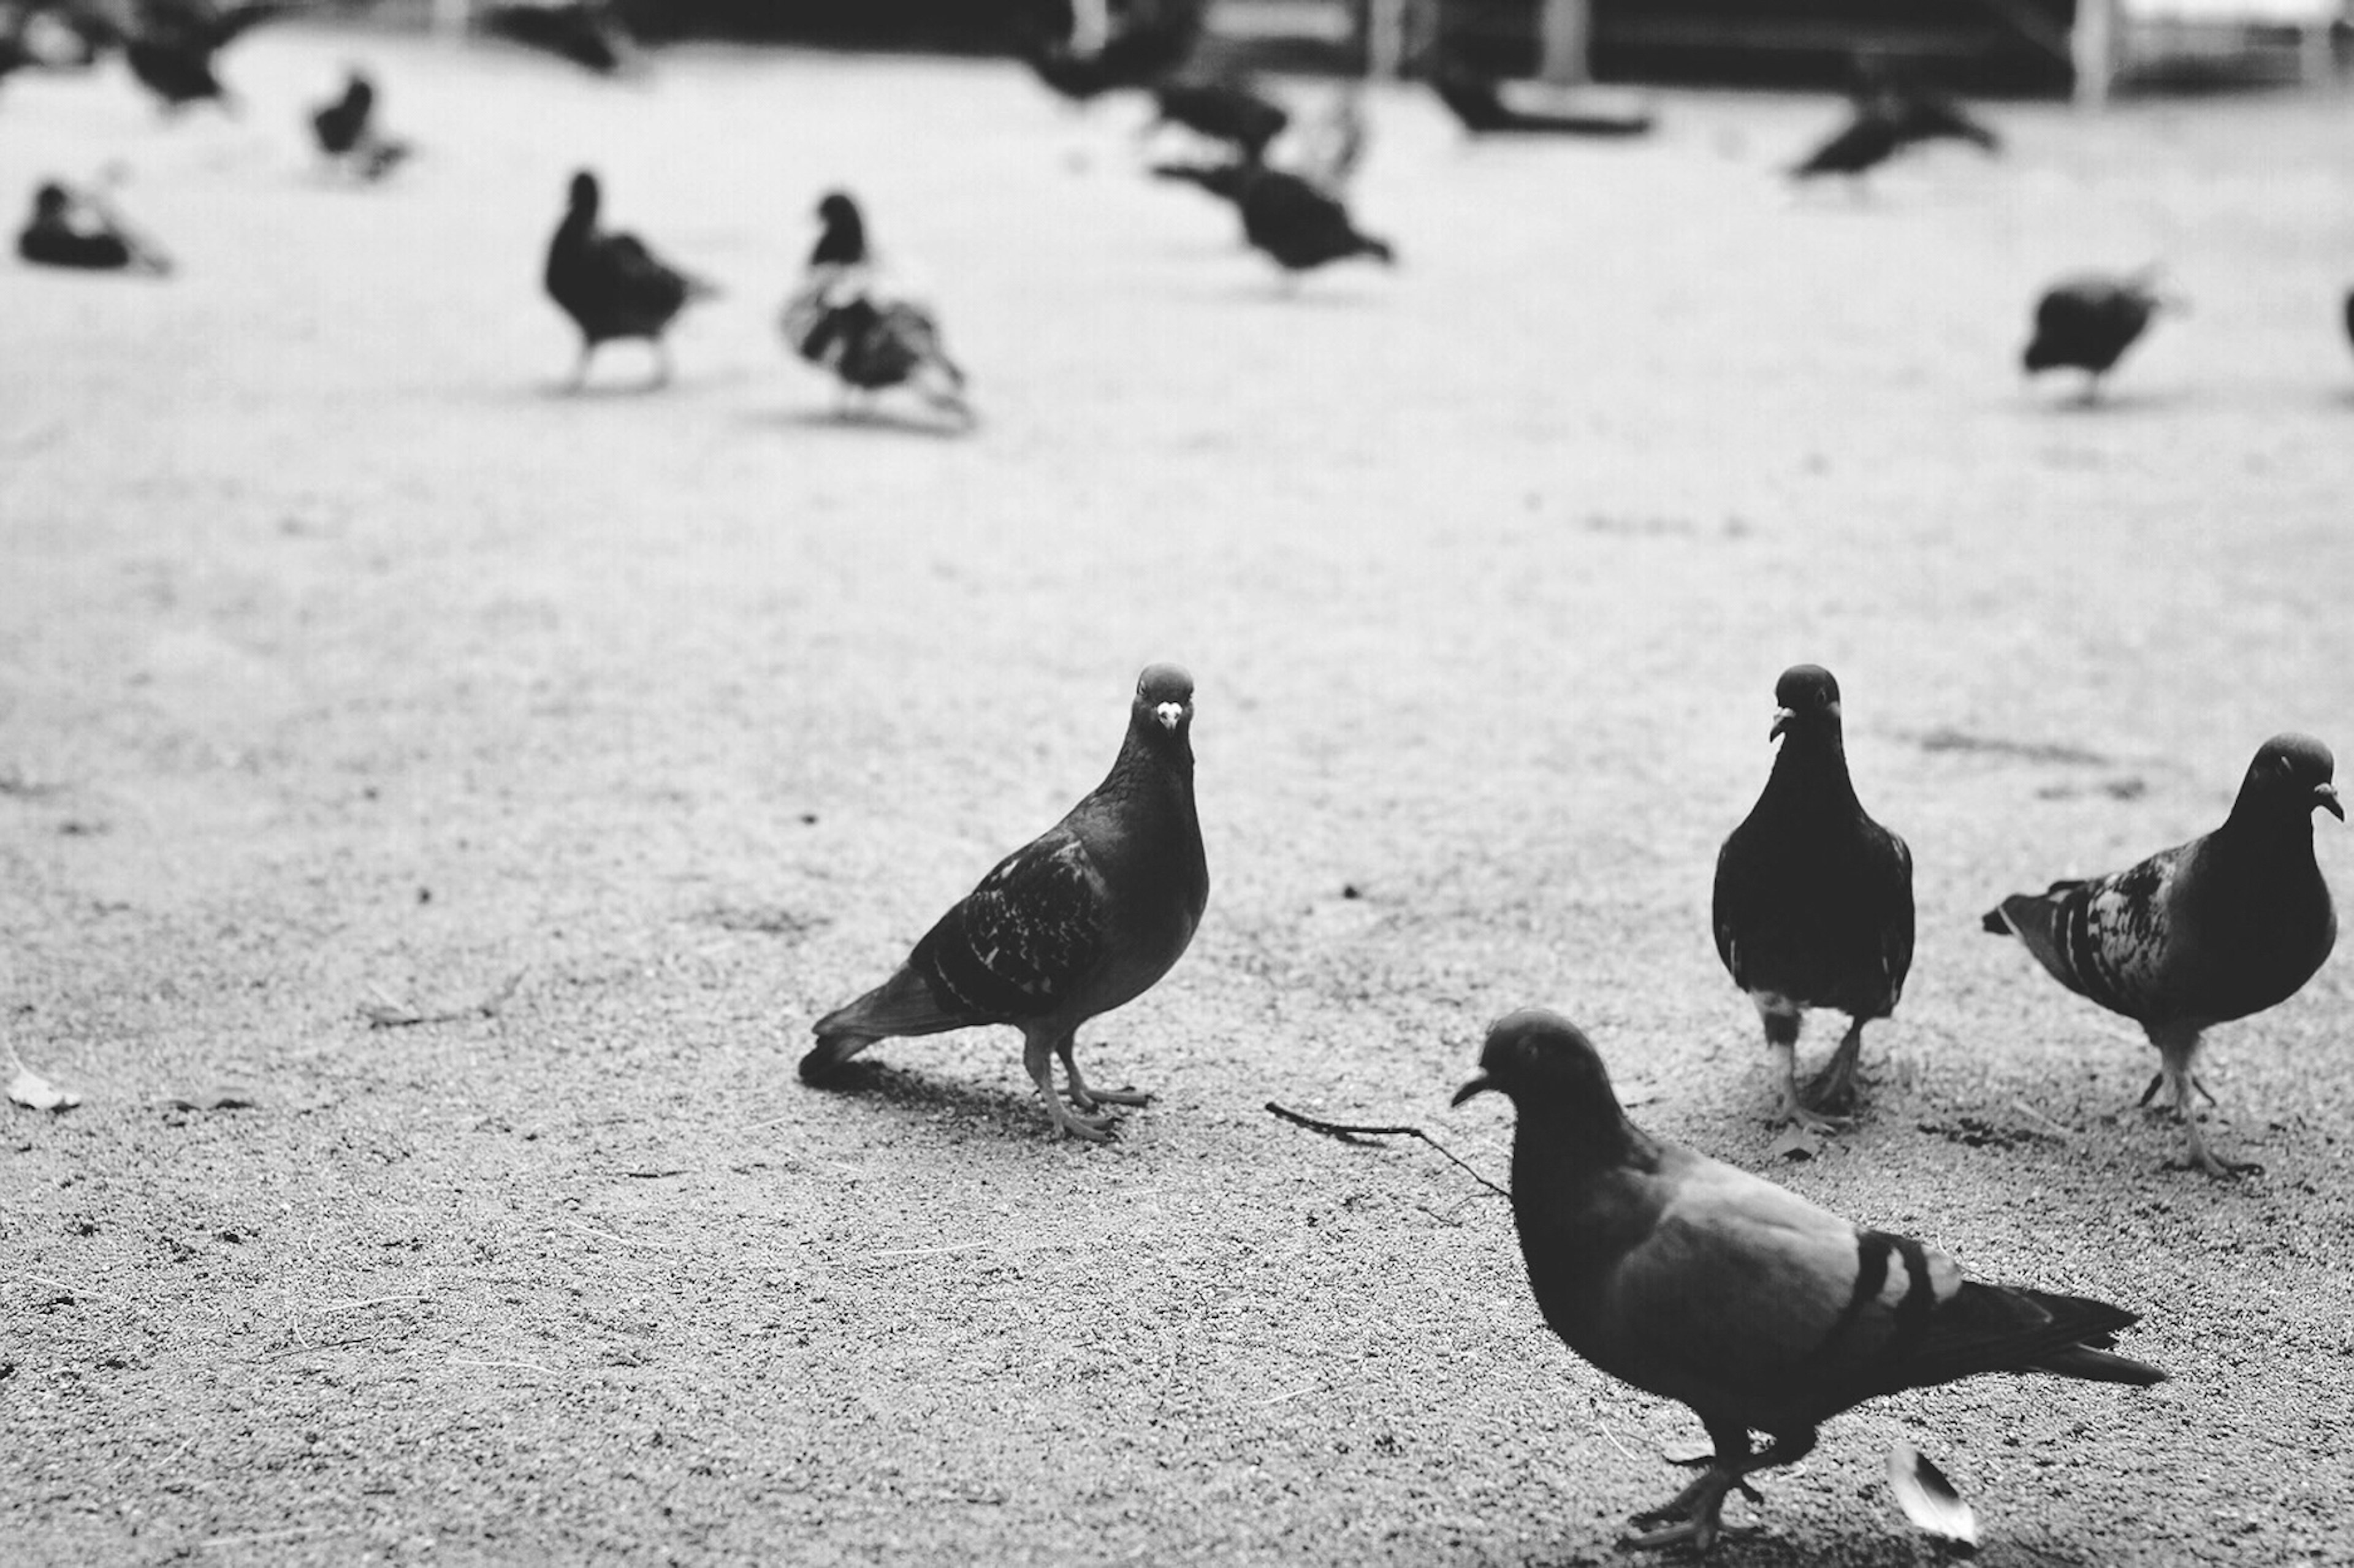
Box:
[2072,0,2116,105]
[1535,0,1588,83]
[1365,0,1406,75]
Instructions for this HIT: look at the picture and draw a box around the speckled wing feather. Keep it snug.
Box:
[905,828,1109,1023]
[1989,848,2185,1022]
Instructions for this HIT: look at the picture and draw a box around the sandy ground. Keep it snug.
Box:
[2,28,2353,1567]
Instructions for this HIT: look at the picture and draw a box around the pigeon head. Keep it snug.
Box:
[345,69,374,103]
[566,170,600,216]
[2234,733,2342,823]
[1770,664,1842,740]
[812,191,867,267]
[1132,663,1195,738]
[31,183,71,219]
[1453,1009,1626,1133]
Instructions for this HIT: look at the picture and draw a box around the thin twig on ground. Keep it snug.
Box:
[1264,1102,1510,1198]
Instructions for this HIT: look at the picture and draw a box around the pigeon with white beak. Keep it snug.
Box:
[804,664,1208,1141]
[1713,665,1915,1128]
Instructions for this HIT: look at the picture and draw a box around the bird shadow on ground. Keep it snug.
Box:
[757,406,973,440]
[2016,387,2195,417]
[799,1058,1064,1141]
[1517,1521,1983,1568]
[1165,280,1388,310]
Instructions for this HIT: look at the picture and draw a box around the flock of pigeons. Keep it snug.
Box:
[799,658,2337,1547]
[11,4,2347,411]
[7,4,2347,1550]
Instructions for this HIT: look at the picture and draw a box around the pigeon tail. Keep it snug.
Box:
[2030,1342,2169,1387]
[1983,885,2092,998]
[806,964,962,1077]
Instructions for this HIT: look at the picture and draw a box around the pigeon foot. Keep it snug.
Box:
[1802,1024,1867,1114]
[1045,1098,1116,1142]
[2172,1117,2258,1179]
[1780,1101,1852,1134]
[1621,1467,1762,1553]
[1056,1045,1150,1111]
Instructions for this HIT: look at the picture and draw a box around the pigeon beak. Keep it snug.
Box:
[1770,708,1795,740]
[1155,702,1184,731]
[2317,783,2344,821]
[1450,1074,1493,1108]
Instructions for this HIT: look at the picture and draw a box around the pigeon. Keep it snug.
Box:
[1789,104,1907,181]
[1235,164,1393,278]
[780,191,972,427]
[17,179,169,273]
[1016,0,1201,104]
[1849,53,2000,152]
[1793,57,1998,181]
[479,0,633,74]
[1983,734,2339,1178]
[543,169,716,392]
[309,70,410,180]
[804,664,1209,1142]
[1148,78,1287,159]
[1713,665,1914,1129]
[1453,1009,2168,1553]
[118,0,290,111]
[2023,272,2167,400]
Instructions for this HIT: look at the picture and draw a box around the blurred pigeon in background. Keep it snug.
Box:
[1146,77,1287,159]
[2023,271,2168,399]
[1713,665,1913,1128]
[309,69,411,180]
[780,189,972,426]
[1454,1009,2167,1553]
[1792,57,1997,183]
[480,0,634,74]
[115,0,292,112]
[542,169,715,392]
[1984,733,2339,1177]
[1236,163,1392,278]
[1016,0,1201,103]
[17,176,170,273]
[804,664,1210,1142]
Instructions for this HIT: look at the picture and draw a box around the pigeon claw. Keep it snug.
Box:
[1780,1098,1853,1135]
[1621,1467,1754,1553]
[1046,1101,1116,1142]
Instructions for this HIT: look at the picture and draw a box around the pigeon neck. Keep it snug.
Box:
[1766,725,1859,813]
[1510,1100,1644,1186]
[2215,797,2317,859]
[1101,718,1197,808]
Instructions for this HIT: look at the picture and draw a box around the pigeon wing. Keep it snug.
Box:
[1992,847,2184,1021]
[591,231,691,321]
[906,827,1110,1025]
[1591,1154,1960,1412]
